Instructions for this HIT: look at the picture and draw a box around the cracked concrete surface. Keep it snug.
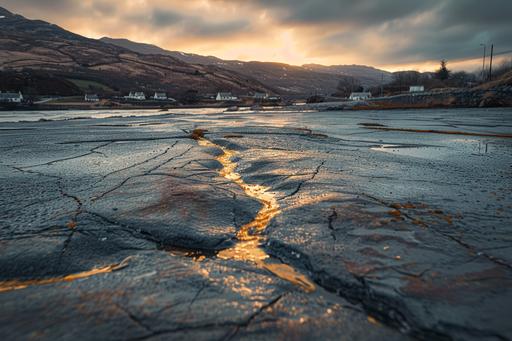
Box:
[1,108,511,340]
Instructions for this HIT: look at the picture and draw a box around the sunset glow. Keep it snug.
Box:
[2,0,511,71]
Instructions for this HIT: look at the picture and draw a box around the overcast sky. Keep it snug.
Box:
[2,0,511,71]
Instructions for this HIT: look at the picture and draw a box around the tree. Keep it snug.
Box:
[435,59,450,80]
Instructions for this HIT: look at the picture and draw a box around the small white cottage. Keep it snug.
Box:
[253,92,268,100]
[126,92,146,100]
[216,92,238,101]
[84,94,99,102]
[153,92,167,100]
[409,86,425,93]
[0,91,23,103]
[349,92,372,101]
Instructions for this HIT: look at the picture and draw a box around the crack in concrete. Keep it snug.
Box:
[115,303,154,334]
[146,144,192,173]
[93,144,195,200]
[85,211,159,245]
[268,226,508,339]
[265,239,450,339]
[126,294,285,341]
[278,161,325,200]
[9,164,85,261]
[21,142,113,169]
[57,184,84,264]
[98,145,175,181]
[221,294,285,341]
[60,136,187,144]
[327,208,338,242]
[188,281,209,308]
[360,193,512,271]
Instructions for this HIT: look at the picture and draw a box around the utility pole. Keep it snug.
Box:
[480,43,486,81]
[489,44,494,81]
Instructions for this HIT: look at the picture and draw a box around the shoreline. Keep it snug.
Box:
[0,103,236,112]
[2,102,512,113]
[3,85,511,113]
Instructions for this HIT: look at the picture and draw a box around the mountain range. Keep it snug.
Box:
[0,6,272,98]
[0,6,392,98]
[101,37,393,94]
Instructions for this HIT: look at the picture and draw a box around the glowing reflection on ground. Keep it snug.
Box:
[0,257,131,292]
[198,138,315,292]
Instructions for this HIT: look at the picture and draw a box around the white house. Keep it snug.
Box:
[126,92,146,100]
[267,95,281,102]
[0,91,23,103]
[409,85,425,93]
[349,92,372,101]
[253,92,268,100]
[84,94,99,102]
[216,92,238,101]
[153,92,167,100]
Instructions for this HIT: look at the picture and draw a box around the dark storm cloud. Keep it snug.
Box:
[149,9,182,27]
[249,0,512,63]
[1,0,77,13]
[132,8,250,37]
[1,0,510,66]
[441,0,512,26]
[1,0,117,18]
[242,0,435,25]
[379,0,512,62]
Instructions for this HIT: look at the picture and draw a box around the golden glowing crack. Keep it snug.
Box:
[198,138,315,292]
[0,257,132,293]
[0,139,315,294]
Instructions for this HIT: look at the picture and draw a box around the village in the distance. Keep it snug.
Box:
[1,2,512,341]
[1,5,511,112]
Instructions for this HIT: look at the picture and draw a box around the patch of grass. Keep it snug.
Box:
[47,96,83,103]
[67,78,113,92]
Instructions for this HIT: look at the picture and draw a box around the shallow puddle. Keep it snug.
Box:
[371,144,449,160]
[198,138,316,292]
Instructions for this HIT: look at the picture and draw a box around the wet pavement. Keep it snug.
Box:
[1,108,511,340]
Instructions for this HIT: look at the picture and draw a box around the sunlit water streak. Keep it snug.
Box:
[198,138,316,292]
[0,257,131,292]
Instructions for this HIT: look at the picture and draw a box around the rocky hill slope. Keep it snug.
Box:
[302,64,393,87]
[0,7,272,97]
[101,37,391,96]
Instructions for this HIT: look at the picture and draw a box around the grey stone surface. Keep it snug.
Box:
[1,108,511,340]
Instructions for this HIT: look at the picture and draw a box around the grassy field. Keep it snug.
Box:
[46,96,84,103]
[66,78,113,92]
